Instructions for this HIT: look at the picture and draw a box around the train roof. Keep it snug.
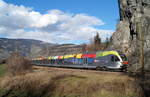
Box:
[33,51,121,60]
[96,51,120,58]
[82,54,96,58]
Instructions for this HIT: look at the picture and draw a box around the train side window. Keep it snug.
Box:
[111,56,114,62]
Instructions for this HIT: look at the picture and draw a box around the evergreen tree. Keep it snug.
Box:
[94,32,101,45]
[105,37,110,48]
[94,32,101,51]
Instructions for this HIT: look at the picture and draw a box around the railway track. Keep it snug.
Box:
[34,63,126,72]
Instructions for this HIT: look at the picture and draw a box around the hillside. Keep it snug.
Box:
[0,38,86,60]
[0,38,55,59]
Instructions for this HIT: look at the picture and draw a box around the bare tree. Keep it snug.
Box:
[6,52,32,75]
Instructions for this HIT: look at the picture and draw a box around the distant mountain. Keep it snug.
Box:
[0,38,56,59]
[0,38,85,60]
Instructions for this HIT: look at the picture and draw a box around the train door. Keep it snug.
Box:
[73,57,76,64]
[83,58,88,67]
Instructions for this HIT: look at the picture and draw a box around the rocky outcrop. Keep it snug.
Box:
[112,0,150,70]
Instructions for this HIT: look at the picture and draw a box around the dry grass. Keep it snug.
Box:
[6,52,32,75]
[0,66,142,97]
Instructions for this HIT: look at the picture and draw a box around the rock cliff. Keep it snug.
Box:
[112,0,150,70]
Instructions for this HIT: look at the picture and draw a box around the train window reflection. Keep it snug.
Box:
[111,56,120,62]
[115,56,120,61]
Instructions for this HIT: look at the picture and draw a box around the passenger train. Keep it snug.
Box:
[32,51,129,71]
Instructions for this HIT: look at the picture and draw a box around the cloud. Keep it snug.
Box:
[0,0,113,44]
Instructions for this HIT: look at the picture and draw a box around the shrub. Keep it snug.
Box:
[6,52,32,75]
[0,59,6,64]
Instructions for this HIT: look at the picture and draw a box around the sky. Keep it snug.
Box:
[0,0,119,44]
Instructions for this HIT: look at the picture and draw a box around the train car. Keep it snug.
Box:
[33,51,128,71]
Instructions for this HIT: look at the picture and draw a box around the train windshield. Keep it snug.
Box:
[120,54,127,61]
[111,55,120,62]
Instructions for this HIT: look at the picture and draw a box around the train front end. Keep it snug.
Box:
[119,54,129,71]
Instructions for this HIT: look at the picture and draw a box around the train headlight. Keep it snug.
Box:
[122,61,129,65]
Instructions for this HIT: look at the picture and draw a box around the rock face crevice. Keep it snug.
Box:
[112,0,150,70]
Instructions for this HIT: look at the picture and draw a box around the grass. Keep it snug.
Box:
[53,71,139,97]
[0,64,6,77]
[0,66,142,97]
